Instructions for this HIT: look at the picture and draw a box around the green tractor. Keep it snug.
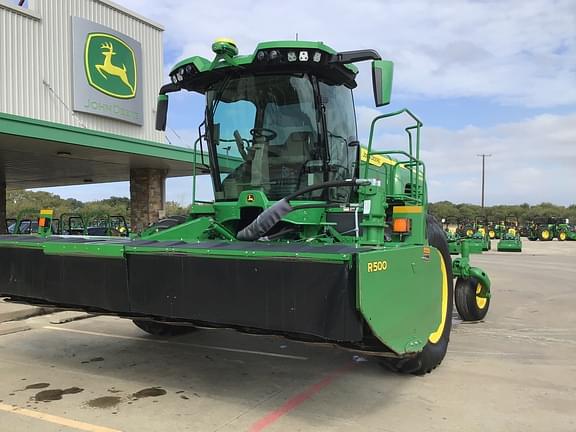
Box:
[486,218,500,240]
[8,208,59,235]
[457,218,475,238]
[84,213,130,237]
[4,218,16,233]
[518,220,532,238]
[442,217,462,255]
[497,215,522,252]
[528,217,560,241]
[556,219,576,241]
[468,216,491,252]
[0,39,492,374]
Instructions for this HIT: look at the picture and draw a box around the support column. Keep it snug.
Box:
[0,176,6,235]
[130,168,166,233]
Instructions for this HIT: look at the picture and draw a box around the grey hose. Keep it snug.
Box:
[236,199,293,241]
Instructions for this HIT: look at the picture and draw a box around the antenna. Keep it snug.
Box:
[295,32,299,41]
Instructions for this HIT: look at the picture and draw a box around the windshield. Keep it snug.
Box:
[319,80,358,201]
[207,74,357,202]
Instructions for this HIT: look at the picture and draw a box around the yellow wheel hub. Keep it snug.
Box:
[560,232,566,240]
[476,283,487,309]
[542,230,550,240]
[429,252,448,344]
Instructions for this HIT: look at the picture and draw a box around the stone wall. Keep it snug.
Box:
[130,168,166,233]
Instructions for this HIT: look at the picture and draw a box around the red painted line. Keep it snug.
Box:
[249,363,355,432]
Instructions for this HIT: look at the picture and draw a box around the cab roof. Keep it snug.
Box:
[167,40,380,93]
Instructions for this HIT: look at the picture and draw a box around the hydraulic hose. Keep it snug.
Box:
[236,179,370,241]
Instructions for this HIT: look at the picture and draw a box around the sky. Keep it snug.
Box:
[34,0,576,206]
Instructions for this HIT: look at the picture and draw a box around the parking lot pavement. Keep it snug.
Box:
[0,240,575,432]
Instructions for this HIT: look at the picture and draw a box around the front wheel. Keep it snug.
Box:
[558,231,567,241]
[380,215,453,375]
[539,228,552,241]
[133,319,196,337]
[455,277,490,321]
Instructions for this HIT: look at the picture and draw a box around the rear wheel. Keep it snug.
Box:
[133,319,196,336]
[455,277,489,321]
[380,215,453,375]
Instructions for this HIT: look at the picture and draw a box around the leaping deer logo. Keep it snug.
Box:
[95,42,135,94]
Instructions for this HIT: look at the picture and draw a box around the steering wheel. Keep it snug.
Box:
[250,128,277,142]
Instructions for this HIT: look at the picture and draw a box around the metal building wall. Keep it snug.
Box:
[0,0,165,142]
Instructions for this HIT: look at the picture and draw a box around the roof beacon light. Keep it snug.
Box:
[212,38,239,57]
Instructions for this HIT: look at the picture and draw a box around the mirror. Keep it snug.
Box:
[155,95,169,131]
[372,60,394,107]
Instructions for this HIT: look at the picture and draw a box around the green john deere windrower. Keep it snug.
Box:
[0,39,492,374]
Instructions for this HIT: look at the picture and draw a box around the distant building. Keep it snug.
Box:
[0,0,198,232]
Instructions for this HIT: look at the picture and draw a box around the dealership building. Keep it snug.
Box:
[0,0,202,232]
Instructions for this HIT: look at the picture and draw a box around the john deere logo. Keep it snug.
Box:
[85,33,137,99]
[246,194,255,203]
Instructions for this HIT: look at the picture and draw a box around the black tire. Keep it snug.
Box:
[455,277,489,321]
[538,228,552,241]
[133,319,196,336]
[380,215,454,375]
[150,217,185,231]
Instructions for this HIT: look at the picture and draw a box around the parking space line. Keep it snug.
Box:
[249,363,354,431]
[43,326,308,360]
[0,402,121,432]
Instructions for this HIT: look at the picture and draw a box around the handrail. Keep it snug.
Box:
[363,108,426,200]
[364,108,423,180]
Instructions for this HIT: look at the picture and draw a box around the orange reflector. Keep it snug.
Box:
[393,218,411,233]
[38,217,47,228]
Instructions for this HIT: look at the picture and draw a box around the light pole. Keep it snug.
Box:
[477,154,491,208]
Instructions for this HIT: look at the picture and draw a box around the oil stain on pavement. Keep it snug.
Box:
[86,396,122,409]
[34,387,84,402]
[131,387,167,399]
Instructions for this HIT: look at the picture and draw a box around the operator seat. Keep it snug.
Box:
[266,109,317,197]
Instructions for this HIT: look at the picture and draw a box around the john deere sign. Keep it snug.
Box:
[85,34,137,99]
[72,17,143,125]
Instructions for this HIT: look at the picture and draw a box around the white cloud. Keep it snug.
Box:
[362,110,576,205]
[122,0,576,107]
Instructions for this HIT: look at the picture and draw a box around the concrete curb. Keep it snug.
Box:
[0,301,57,324]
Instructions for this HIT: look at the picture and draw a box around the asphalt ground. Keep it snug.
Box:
[0,239,575,432]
